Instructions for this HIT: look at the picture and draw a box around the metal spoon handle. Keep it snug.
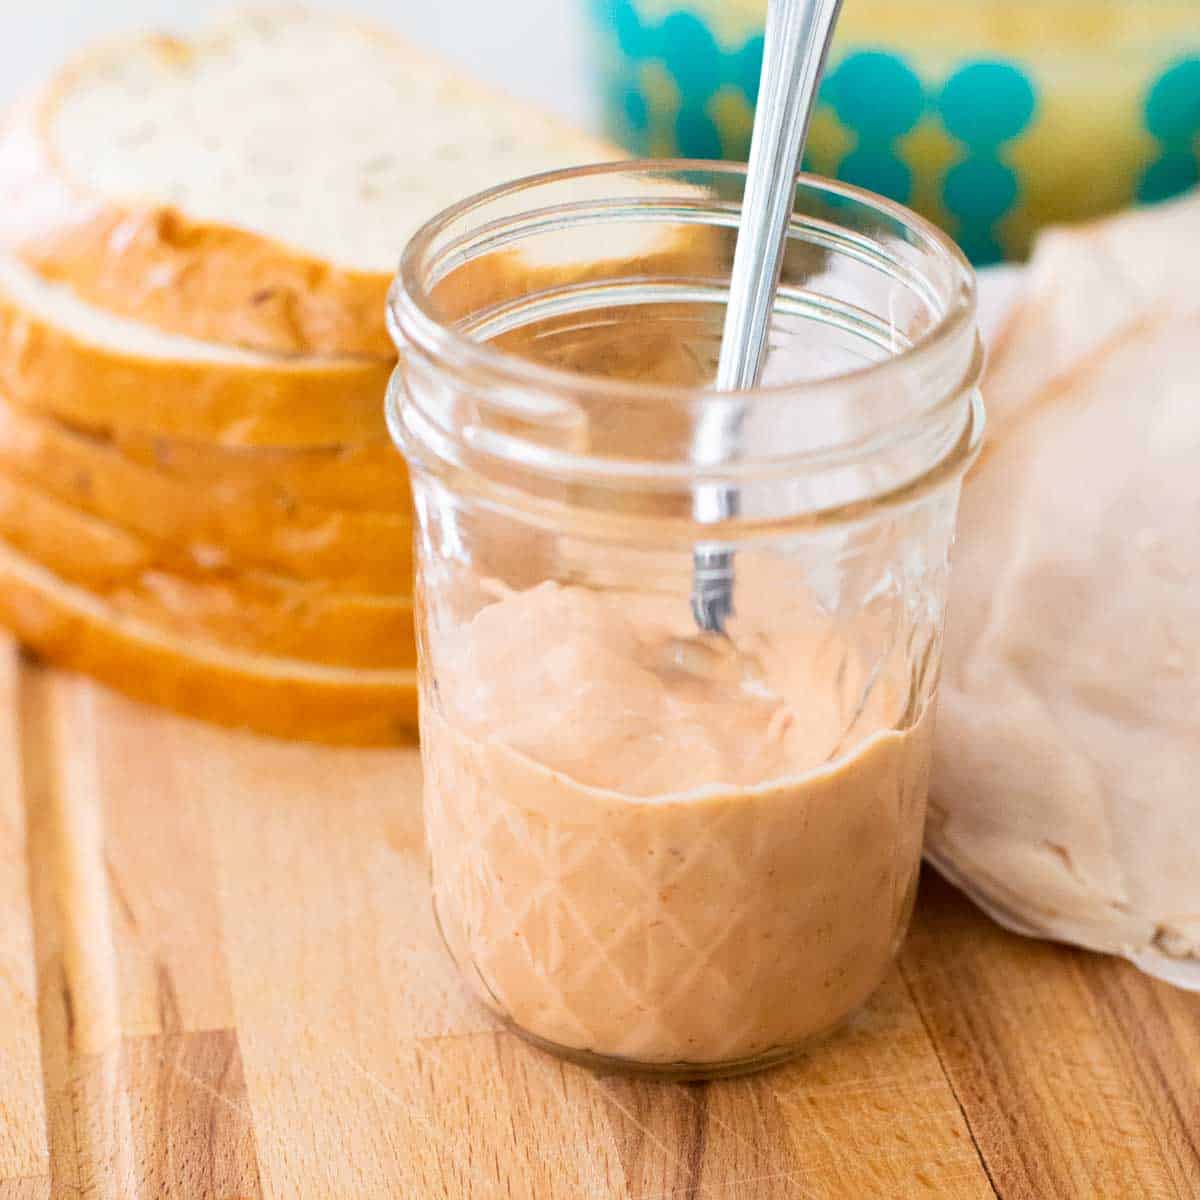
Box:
[719,0,844,391]
[692,0,844,633]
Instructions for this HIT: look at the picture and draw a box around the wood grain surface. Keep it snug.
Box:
[1,646,1198,1199]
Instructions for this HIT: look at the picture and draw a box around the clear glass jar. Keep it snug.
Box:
[387,162,983,1078]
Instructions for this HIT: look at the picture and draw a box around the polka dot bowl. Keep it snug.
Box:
[585,0,1200,262]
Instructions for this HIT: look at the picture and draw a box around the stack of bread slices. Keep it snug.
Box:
[0,9,616,743]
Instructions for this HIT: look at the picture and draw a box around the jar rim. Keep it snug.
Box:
[388,158,978,409]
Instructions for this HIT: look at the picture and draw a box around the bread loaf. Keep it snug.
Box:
[0,538,417,744]
[0,402,413,592]
[0,10,620,355]
[0,467,414,667]
[0,256,392,446]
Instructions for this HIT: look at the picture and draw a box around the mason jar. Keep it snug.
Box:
[387,162,983,1078]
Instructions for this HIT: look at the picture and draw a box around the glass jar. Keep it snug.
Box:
[387,162,983,1078]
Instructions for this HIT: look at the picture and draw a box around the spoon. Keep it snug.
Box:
[691,0,845,634]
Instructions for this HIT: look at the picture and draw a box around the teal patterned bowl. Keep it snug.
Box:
[584,0,1200,261]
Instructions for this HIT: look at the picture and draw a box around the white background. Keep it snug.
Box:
[3,0,597,127]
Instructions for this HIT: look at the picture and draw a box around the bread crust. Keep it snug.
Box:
[120,568,415,670]
[0,405,414,593]
[111,429,410,513]
[0,538,418,745]
[0,14,621,357]
[0,466,414,667]
[0,243,394,444]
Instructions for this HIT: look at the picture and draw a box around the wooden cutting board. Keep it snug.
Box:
[2,640,1198,1199]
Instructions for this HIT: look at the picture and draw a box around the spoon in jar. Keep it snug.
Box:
[690,0,845,636]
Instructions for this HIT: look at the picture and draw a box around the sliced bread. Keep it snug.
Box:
[0,465,413,668]
[0,468,153,585]
[0,10,621,356]
[0,537,417,744]
[119,568,415,671]
[0,405,413,593]
[112,429,410,514]
[0,255,392,446]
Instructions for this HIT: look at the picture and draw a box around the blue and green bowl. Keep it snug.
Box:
[585,0,1200,262]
